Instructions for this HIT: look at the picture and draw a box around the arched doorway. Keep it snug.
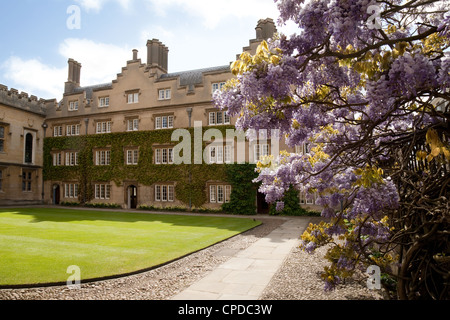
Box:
[53,185,61,205]
[128,185,138,209]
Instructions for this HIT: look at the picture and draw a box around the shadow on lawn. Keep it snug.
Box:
[1,207,262,233]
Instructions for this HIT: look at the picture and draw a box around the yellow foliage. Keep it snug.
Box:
[354,164,385,188]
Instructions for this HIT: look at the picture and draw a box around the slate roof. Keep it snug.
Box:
[160,65,231,87]
[72,83,113,100]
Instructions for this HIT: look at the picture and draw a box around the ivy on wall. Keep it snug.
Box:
[44,127,238,209]
[222,163,258,215]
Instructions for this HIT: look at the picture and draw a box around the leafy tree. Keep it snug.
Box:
[215,0,449,299]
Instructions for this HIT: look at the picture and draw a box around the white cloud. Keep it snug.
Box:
[145,0,278,29]
[58,38,132,86]
[1,57,65,99]
[74,0,132,12]
[1,39,134,99]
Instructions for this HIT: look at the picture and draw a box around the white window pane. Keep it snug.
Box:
[162,186,168,201]
[216,112,223,125]
[155,186,161,201]
[209,112,215,125]
[210,185,216,203]
[217,146,223,164]
[156,117,162,129]
[168,116,174,128]
[217,186,224,203]
[210,147,216,164]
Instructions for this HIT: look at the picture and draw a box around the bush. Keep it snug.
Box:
[269,186,321,217]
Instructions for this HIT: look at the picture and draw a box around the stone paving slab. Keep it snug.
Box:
[171,217,312,300]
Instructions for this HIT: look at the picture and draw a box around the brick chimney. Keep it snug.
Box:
[65,59,82,93]
[146,39,169,74]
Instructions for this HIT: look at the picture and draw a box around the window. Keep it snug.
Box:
[64,184,79,199]
[99,97,110,108]
[127,92,139,104]
[0,126,5,152]
[22,170,33,192]
[210,185,231,203]
[212,82,226,94]
[95,150,111,166]
[66,125,80,136]
[0,170,3,191]
[53,126,63,137]
[254,144,269,162]
[155,185,175,202]
[155,185,161,201]
[300,192,316,205]
[224,145,232,164]
[96,121,112,134]
[209,145,231,164]
[217,185,224,203]
[127,149,139,165]
[295,143,310,155]
[24,133,33,164]
[155,148,174,164]
[127,119,139,132]
[209,111,230,126]
[95,184,111,200]
[53,153,62,166]
[69,101,79,111]
[155,116,174,129]
[65,152,79,166]
[210,185,216,203]
[209,146,217,164]
[158,89,171,100]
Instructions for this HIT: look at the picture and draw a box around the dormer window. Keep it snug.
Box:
[158,89,171,100]
[127,91,139,104]
[99,96,110,108]
[212,82,226,94]
[69,100,79,111]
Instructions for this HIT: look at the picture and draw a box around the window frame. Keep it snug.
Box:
[99,96,110,108]
[158,89,171,101]
[68,100,79,111]
[95,150,111,166]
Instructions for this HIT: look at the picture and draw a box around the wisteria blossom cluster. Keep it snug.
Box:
[215,0,450,291]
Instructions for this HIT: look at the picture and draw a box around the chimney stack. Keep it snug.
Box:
[65,59,82,93]
[255,18,277,41]
[132,49,138,61]
[147,39,169,73]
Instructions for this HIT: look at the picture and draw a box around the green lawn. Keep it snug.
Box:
[0,208,260,286]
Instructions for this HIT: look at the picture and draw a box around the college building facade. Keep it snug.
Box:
[0,19,320,213]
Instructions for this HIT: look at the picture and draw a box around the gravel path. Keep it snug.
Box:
[0,217,384,300]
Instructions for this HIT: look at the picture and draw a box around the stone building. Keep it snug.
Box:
[1,18,320,212]
[0,85,50,205]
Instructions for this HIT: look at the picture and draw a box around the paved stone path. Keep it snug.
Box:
[171,217,313,300]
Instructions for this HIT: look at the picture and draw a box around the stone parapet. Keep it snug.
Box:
[0,84,48,116]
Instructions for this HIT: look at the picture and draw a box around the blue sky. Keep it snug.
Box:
[0,0,297,100]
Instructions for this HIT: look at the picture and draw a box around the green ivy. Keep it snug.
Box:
[222,163,258,215]
[269,185,321,217]
[44,127,234,208]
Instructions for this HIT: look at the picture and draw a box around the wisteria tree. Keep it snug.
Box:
[215,0,450,299]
